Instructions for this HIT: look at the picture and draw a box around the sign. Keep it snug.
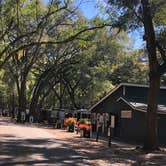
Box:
[108,127,111,136]
[121,110,132,118]
[111,115,115,128]
[105,113,109,121]
[97,113,100,120]
[21,112,26,121]
[26,109,29,114]
[99,115,104,123]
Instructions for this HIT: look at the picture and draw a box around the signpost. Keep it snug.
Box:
[108,115,115,147]
[96,114,104,142]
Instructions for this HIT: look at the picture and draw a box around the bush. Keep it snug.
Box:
[78,118,91,125]
[64,117,77,127]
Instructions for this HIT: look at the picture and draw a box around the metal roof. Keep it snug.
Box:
[118,97,166,115]
[89,83,166,113]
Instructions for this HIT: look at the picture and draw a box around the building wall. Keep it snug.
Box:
[91,84,166,144]
[158,114,166,144]
[120,110,146,142]
[91,86,123,113]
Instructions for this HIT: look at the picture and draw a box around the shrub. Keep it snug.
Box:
[64,117,77,127]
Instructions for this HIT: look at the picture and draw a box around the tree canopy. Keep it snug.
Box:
[1,0,166,151]
[0,1,151,113]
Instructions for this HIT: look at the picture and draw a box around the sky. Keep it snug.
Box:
[42,0,143,49]
[74,0,100,19]
[129,30,144,49]
[42,0,100,19]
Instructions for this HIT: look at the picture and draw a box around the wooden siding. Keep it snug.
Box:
[90,83,166,144]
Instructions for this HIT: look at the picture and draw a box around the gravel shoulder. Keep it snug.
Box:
[46,128,166,166]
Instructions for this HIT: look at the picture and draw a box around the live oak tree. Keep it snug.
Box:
[0,68,16,114]
[0,1,90,120]
[58,26,135,109]
[110,53,148,85]
[29,41,82,120]
[0,0,114,122]
[0,0,154,129]
[107,0,166,150]
[0,0,48,122]
[29,23,133,112]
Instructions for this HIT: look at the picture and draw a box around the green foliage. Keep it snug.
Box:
[110,54,148,85]
[0,0,149,114]
[78,119,91,125]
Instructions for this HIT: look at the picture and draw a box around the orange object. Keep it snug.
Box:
[64,117,77,126]
[78,124,92,130]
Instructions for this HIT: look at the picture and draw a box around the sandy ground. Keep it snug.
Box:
[0,117,166,166]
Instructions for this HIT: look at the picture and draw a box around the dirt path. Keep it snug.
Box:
[0,117,166,166]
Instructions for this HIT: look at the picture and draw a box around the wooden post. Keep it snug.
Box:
[108,113,115,147]
[96,125,99,142]
[108,127,111,147]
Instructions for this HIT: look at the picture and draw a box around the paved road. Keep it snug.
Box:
[1,117,166,166]
[0,117,90,166]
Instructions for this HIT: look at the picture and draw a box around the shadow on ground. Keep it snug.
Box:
[60,134,166,166]
[0,134,90,166]
[1,120,166,166]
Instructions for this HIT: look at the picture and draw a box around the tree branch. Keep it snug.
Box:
[0,23,113,68]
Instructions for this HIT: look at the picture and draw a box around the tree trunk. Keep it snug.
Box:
[17,81,26,123]
[29,92,40,122]
[29,66,54,121]
[141,0,160,150]
[29,80,43,122]
[11,92,15,119]
[144,76,160,150]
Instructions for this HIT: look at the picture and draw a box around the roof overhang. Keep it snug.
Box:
[118,97,166,115]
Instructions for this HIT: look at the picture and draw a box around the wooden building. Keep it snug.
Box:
[90,83,166,144]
